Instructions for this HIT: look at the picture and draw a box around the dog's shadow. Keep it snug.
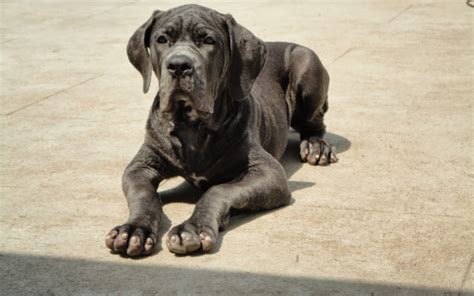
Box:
[158,131,351,255]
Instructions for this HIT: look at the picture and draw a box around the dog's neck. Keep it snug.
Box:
[184,92,250,173]
[205,91,251,134]
[148,91,251,170]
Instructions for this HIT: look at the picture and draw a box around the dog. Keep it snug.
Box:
[105,4,337,257]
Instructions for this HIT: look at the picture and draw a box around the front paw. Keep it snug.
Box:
[300,137,338,166]
[166,221,216,254]
[105,223,157,257]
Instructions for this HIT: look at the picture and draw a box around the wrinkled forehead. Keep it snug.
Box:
[155,6,226,37]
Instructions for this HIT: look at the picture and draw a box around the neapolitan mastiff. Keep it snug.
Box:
[105,4,337,256]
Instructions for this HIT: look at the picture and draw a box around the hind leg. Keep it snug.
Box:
[287,46,338,166]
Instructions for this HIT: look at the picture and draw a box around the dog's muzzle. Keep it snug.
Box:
[159,49,213,116]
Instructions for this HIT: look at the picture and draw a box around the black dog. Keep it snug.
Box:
[105,4,337,256]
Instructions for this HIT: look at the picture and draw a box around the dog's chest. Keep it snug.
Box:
[150,112,247,188]
[167,125,217,184]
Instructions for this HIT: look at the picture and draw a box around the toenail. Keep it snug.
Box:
[146,238,153,245]
[121,233,128,240]
[130,236,138,243]
[181,232,190,241]
[170,235,177,243]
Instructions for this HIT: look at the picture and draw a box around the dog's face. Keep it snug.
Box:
[149,6,227,118]
[127,5,267,121]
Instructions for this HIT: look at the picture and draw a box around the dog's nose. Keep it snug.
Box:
[166,55,194,77]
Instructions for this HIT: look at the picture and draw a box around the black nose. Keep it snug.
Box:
[166,55,194,77]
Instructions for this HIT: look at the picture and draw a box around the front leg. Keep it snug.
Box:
[166,149,291,254]
[105,144,174,257]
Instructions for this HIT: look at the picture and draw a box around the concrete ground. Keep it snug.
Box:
[1,0,472,295]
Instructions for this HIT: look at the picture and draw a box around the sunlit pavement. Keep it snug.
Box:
[1,1,472,294]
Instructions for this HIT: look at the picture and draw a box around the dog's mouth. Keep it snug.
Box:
[159,69,215,123]
[160,90,211,124]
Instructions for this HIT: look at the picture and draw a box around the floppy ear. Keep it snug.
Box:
[127,10,161,93]
[224,14,267,101]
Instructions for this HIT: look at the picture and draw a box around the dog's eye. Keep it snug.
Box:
[203,36,215,45]
[157,36,168,44]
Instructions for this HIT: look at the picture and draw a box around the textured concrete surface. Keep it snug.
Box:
[1,0,473,295]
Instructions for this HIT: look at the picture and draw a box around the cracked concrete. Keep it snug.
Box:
[1,0,473,295]
[387,5,413,23]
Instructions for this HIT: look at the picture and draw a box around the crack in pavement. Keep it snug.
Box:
[4,74,103,116]
[387,5,413,24]
[330,5,415,65]
[331,47,355,65]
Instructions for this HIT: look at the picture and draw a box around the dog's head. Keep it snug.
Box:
[127,4,266,120]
